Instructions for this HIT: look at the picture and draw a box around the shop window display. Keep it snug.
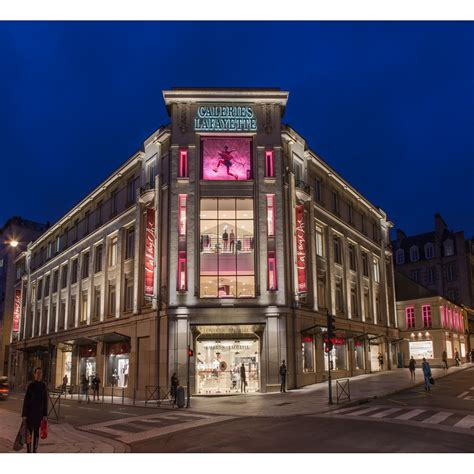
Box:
[200,198,255,298]
[324,341,347,371]
[79,345,97,385]
[106,342,130,387]
[301,336,314,372]
[354,341,365,370]
[196,339,259,394]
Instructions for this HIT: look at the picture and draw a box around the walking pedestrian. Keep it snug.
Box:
[471,350,474,363]
[170,372,179,406]
[422,357,432,392]
[378,353,384,371]
[454,350,460,366]
[91,374,101,401]
[80,374,90,402]
[240,363,247,393]
[408,356,416,381]
[442,350,448,370]
[21,367,48,453]
[62,374,68,394]
[279,360,287,393]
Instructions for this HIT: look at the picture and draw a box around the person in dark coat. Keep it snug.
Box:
[21,367,48,453]
[170,372,179,406]
[91,374,101,401]
[408,356,416,381]
[240,364,247,393]
[279,360,287,393]
[422,357,432,392]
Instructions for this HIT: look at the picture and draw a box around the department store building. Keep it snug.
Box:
[10,88,399,397]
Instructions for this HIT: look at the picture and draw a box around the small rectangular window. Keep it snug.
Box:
[349,245,357,271]
[61,264,68,288]
[178,195,187,237]
[108,284,116,316]
[127,178,136,204]
[265,150,275,177]
[125,227,135,260]
[111,190,118,216]
[332,191,339,214]
[316,226,324,257]
[422,305,432,328]
[333,236,342,264]
[95,245,103,273]
[82,252,90,279]
[94,287,101,320]
[71,259,78,284]
[178,251,187,291]
[125,278,134,311]
[267,252,277,291]
[109,237,118,267]
[266,195,275,237]
[406,306,415,329]
[179,149,188,178]
[315,178,322,202]
[373,258,380,283]
[80,292,88,323]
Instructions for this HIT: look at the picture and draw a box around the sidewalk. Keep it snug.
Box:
[0,409,129,453]
[183,363,474,417]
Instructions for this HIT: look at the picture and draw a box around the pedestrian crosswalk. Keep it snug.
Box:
[78,410,235,444]
[319,405,474,433]
[457,386,474,400]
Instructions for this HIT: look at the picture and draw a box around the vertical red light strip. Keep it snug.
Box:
[178,195,187,291]
[178,195,187,236]
[179,150,188,178]
[266,194,275,237]
[295,204,307,293]
[268,252,277,291]
[144,208,155,298]
[265,150,274,177]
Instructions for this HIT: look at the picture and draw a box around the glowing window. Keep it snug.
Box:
[265,150,275,178]
[422,305,432,328]
[406,306,415,329]
[266,194,275,237]
[179,149,188,178]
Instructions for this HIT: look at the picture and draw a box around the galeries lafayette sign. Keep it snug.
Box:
[295,204,307,293]
[194,105,257,132]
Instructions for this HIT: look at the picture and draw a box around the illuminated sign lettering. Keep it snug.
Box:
[144,208,155,298]
[295,204,307,293]
[194,105,257,132]
[12,289,21,334]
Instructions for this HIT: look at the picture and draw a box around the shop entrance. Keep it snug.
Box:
[196,338,260,394]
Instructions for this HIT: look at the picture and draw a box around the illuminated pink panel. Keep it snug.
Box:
[449,308,453,329]
[265,150,275,177]
[422,305,432,328]
[202,137,252,181]
[266,194,275,237]
[179,149,188,178]
[178,195,187,236]
[441,305,446,327]
[178,251,187,291]
[268,252,277,291]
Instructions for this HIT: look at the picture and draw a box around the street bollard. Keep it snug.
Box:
[133,388,136,406]
[102,386,104,403]
[122,388,125,405]
[111,386,114,405]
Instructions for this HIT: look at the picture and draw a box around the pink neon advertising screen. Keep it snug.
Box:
[202,137,252,180]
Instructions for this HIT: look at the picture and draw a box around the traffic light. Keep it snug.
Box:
[327,311,336,340]
[324,341,333,353]
[188,348,194,357]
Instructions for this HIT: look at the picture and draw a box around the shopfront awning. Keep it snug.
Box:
[62,337,97,346]
[90,332,130,344]
[15,343,50,352]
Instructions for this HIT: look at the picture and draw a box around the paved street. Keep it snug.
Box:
[1,365,473,453]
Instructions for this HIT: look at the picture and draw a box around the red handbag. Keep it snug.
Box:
[40,419,48,439]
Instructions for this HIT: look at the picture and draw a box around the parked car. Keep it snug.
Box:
[0,376,9,400]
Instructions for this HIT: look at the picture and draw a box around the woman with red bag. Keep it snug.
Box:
[21,367,48,453]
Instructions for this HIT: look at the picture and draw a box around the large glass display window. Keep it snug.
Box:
[200,198,255,298]
[324,341,347,371]
[354,341,365,370]
[202,137,252,181]
[301,336,314,372]
[79,345,97,384]
[106,342,130,387]
[196,339,259,394]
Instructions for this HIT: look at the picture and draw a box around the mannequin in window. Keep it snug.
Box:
[229,229,235,252]
[222,227,229,251]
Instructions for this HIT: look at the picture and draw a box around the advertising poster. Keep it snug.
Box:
[409,341,434,359]
[144,208,155,297]
[202,137,252,181]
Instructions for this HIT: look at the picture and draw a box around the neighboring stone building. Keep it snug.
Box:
[392,213,474,307]
[395,271,469,367]
[10,88,398,396]
[0,217,47,376]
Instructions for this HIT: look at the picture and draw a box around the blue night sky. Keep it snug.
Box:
[1,22,473,237]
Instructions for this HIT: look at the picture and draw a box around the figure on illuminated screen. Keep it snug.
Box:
[202,137,252,181]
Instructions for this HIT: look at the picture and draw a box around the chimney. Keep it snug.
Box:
[435,213,447,237]
[396,229,406,240]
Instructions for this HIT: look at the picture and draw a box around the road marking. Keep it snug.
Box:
[370,408,402,418]
[78,407,100,411]
[421,412,452,424]
[109,411,142,417]
[343,406,386,417]
[394,409,425,420]
[61,404,71,407]
[386,399,407,406]
[453,415,474,429]
[457,391,469,398]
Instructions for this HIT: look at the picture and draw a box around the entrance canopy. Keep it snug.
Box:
[90,332,130,344]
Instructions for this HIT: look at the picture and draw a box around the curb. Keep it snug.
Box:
[321,364,474,414]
